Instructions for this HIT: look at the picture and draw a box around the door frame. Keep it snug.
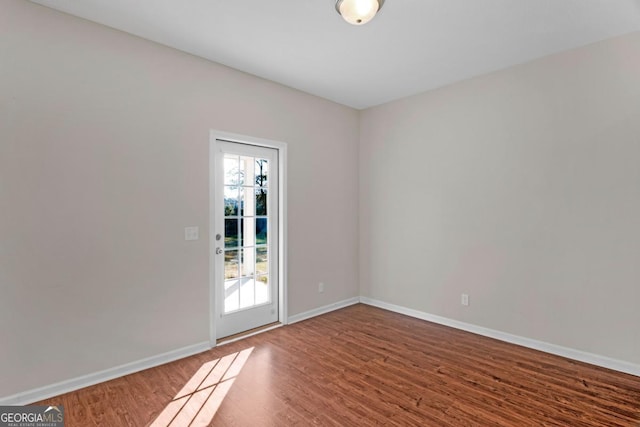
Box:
[209,130,288,346]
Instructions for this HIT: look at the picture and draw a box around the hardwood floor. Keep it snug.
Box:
[36,304,640,426]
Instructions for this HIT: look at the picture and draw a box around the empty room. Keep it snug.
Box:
[1,0,639,425]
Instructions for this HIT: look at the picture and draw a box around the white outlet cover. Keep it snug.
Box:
[461,294,469,306]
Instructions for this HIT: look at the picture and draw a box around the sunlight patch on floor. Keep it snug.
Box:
[150,347,254,427]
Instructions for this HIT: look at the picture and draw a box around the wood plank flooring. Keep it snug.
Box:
[36,304,640,426]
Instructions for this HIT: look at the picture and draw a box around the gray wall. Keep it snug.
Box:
[360,32,640,365]
[3,0,639,402]
[0,0,360,397]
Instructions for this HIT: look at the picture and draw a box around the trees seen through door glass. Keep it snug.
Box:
[223,155,270,312]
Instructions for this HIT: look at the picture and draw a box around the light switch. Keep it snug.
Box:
[184,226,199,241]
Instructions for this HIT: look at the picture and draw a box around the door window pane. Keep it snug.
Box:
[224,186,239,216]
[239,156,255,186]
[224,279,239,312]
[242,187,254,217]
[255,275,269,305]
[256,218,267,245]
[224,157,240,185]
[225,219,239,248]
[255,188,267,216]
[241,218,255,247]
[239,277,255,309]
[240,248,255,277]
[256,247,268,275]
[255,159,268,187]
[225,250,239,280]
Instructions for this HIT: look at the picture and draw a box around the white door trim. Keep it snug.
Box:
[209,130,288,347]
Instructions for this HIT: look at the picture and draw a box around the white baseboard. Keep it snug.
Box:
[287,297,360,324]
[4,296,637,406]
[360,297,640,378]
[1,296,359,406]
[0,341,211,406]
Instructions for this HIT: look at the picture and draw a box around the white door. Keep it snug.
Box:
[214,140,279,339]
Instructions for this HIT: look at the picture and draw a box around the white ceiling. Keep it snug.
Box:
[30,0,640,109]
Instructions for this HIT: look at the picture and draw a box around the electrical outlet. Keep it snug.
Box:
[461,294,469,306]
[318,282,324,293]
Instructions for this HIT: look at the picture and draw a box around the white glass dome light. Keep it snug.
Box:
[336,0,385,26]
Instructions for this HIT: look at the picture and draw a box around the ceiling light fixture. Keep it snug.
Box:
[335,0,385,26]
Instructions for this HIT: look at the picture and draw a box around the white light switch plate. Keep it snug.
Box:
[184,226,199,241]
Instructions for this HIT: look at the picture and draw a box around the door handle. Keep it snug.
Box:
[216,247,223,255]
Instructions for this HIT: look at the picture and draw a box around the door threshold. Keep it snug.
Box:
[216,322,282,346]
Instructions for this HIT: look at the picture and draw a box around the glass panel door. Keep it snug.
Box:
[215,141,278,339]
